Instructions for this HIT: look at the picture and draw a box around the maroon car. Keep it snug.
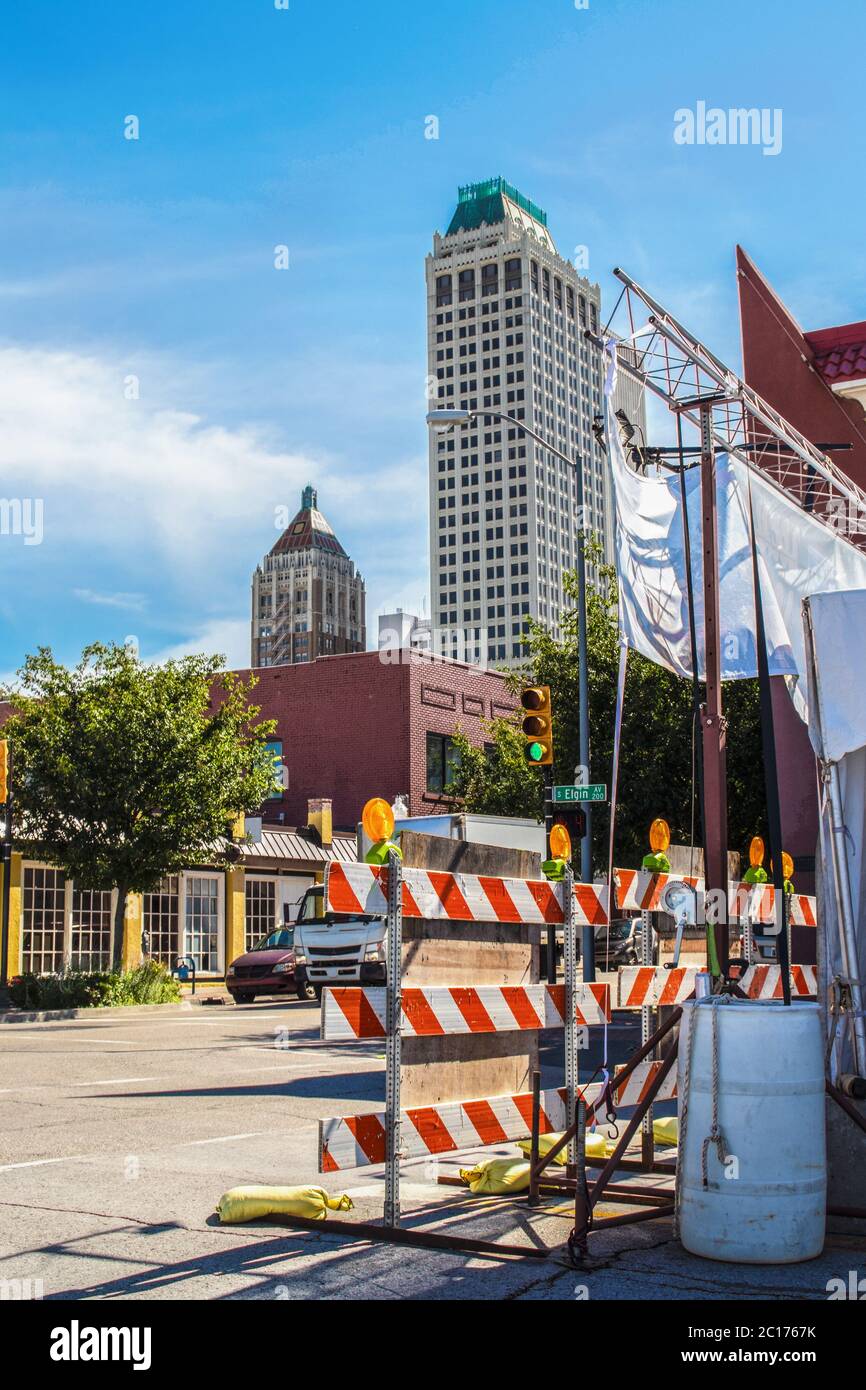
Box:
[226,926,310,1004]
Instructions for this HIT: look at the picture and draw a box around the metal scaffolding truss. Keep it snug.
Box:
[608,268,866,552]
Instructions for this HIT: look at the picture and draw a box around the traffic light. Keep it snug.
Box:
[520,685,553,766]
[0,740,7,805]
[555,807,586,843]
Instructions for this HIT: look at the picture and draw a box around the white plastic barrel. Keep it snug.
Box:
[677,998,826,1263]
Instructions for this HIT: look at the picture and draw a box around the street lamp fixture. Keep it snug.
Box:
[426,409,474,429]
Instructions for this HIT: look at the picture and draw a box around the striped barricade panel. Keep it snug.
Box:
[321,982,612,1041]
[613,868,703,913]
[619,961,817,1006]
[739,963,817,999]
[729,885,817,928]
[618,966,701,1008]
[318,1061,676,1171]
[613,869,817,928]
[618,963,817,1006]
[325,861,609,927]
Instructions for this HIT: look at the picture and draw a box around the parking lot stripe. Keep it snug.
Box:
[69,1077,158,1087]
[179,1132,266,1146]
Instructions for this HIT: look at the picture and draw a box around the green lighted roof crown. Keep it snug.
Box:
[446,176,548,236]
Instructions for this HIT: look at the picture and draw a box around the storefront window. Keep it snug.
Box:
[245,876,278,951]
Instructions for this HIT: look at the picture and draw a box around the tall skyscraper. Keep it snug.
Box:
[426,177,637,665]
[251,485,366,666]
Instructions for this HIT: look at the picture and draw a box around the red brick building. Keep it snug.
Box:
[235,650,516,831]
[737,246,866,887]
[737,247,866,490]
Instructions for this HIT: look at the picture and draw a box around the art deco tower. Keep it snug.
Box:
[251,485,366,666]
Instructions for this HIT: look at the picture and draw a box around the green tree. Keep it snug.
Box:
[2,643,278,968]
[447,552,766,874]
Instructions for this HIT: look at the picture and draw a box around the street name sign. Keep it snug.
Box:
[552,784,607,804]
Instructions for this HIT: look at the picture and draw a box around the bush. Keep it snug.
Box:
[9,960,182,1011]
[100,960,182,1006]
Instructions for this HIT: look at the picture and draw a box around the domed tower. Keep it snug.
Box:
[251,485,366,666]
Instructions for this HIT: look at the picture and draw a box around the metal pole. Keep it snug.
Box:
[698,402,729,977]
[568,1097,590,1262]
[677,412,706,877]
[826,762,866,1075]
[384,848,403,1227]
[574,434,595,982]
[563,865,578,1166]
[0,744,12,988]
[640,909,654,1168]
[527,1070,542,1207]
[543,767,556,984]
[803,598,865,1074]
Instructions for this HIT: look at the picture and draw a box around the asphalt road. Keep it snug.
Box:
[0,1000,862,1301]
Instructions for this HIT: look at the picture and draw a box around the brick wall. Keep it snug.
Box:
[407,657,515,815]
[232,651,514,830]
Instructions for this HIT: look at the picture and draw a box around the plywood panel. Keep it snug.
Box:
[396,832,542,1110]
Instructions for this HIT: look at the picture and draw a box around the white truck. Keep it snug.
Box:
[291,883,385,1000]
[294,814,545,996]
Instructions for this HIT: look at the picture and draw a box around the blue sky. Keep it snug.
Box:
[1,0,864,676]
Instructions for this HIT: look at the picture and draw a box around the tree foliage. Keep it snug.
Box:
[2,643,278,966]
[447,552,767,873]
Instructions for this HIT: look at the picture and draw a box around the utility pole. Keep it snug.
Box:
[697,401,729,977]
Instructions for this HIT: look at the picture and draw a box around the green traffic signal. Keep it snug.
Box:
[520,684,554,766]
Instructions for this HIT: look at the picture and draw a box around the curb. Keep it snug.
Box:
[0,1000,196,1024]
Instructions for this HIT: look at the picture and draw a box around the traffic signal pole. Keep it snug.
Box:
[574,461,595,982]
[543,766,556,984]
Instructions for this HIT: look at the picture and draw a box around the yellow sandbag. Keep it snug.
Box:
[517,1129,610,1164]
[516,1132,567,1165]
[586,1131,611,1158]
[216,1185,354,1224]
[653,1116,679,1147]
[459,1158,531,1194]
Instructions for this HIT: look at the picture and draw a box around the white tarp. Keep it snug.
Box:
[609,404,866,716]
[804,591,866,1077]
[806,589,866,762]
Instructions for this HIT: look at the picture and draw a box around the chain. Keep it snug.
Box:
[701,999,732,1189]
[673,1000,698,1239]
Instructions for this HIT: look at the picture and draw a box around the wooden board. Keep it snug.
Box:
[398,831,541,1109]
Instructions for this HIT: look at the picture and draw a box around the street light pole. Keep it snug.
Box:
[427,408,595,981]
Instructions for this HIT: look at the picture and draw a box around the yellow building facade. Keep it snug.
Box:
[0,822,356,982]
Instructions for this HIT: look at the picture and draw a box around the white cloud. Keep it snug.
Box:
[73,588,147,611]
[0,343,321,575]
[0,342,429,668]
[142,616,251,669]
[0,342,424,582]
